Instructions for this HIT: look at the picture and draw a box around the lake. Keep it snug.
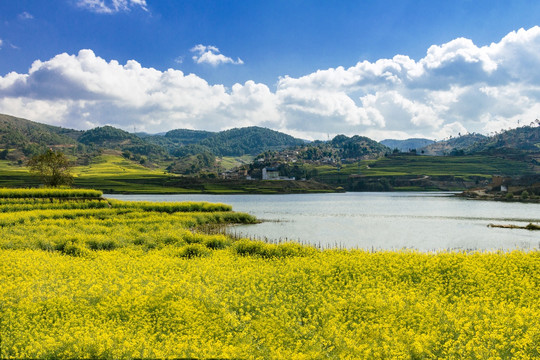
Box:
[106,192,540,251]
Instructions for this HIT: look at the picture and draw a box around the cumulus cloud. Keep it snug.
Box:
[18,12,34,20]
[191,44,244,66]
[0,39,3,49]
[1,27,540,140]
[75,0,147,14]
[275,26,540,139]
[0,49,275,132]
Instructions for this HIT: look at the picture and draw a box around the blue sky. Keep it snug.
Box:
[1,0,540,140]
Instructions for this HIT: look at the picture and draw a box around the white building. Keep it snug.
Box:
[262,167,280,180]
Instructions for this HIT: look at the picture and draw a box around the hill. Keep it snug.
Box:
[381,138,435,152]
[197,126,305,156]
[420,133,488,156]
[0,113,310,173]
[78,125,167,161]
[241,134,391,181]
[467,125,540,154]
[0,114,82,161]
[143,127,305,157]
[142,129,215,153]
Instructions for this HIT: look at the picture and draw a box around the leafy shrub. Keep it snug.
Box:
[0,188,103,199]
[233,239,267,257]
[86,238,117,250]
[203,234,230,249]
[183,232,206,244]
[525,223,540,230]
[233,239,314,258]
[61,241,90,257]
[521,190,530,200]
[175,244,211,258]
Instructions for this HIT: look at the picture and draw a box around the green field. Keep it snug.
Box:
[0,156,334,194]
[218,155,255,170]
[313,154,534,178]
[0,189,539,359]
[302,154,535,191]
[1,153,535,193]
[359,155,534,177]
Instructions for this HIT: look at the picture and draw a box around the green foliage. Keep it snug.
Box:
[233,239,314,258]
[330,134,390,159]
[521,190,530,199]
[77,126,166,159]
[292,134,389,164]
[0,192,256,253]
[420,133,488,155]
[197,126,305,156]
[175,243,211,258]
[78,125,140,146]
[358,154,533,177]
[167,151,216,175]
[469,125,540,153]
[380,138,435,152]
[108,199,233,212]
[27,149,74,187]
[0,188,102,199]
[0,114,80,155]
[165,129,214,142]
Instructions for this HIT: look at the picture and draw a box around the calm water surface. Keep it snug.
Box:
[106,192,540,251]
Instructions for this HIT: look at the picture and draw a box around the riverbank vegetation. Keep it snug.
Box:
[1,188,539,359]
[0,156,336,194]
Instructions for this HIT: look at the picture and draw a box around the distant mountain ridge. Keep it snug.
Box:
[420,133,488,156]
[381,138,435,152]
[198,126,306,156]
[418,127,540,156]
[467,126,540,153]
[1,113,539,174]
[0,114,306,162]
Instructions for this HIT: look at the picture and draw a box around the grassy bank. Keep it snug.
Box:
[0,189,539,359]
[304,154,535,191]
[0,157,336,194]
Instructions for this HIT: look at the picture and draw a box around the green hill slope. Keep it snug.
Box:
[420,133,488,155]
[468,125,540,153]
[0,114,82,160]
[197,126,306,156]
[381,138,435,152]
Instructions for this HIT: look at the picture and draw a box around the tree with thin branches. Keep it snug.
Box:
[27,149,73,187]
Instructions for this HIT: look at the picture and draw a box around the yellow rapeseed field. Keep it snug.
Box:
[0,189,539,359]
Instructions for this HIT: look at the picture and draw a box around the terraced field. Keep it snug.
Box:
[0,188,539,359]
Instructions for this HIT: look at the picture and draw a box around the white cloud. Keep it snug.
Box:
[1,27,540,140]
[0,49,274,132]
[18,12,34,20]
[76,0,147,14]
[275,26,540,139]
[191,44,244,66]
[0,39,3,49]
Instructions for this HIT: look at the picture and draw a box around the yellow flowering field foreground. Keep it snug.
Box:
[0,189,539,359]
[2,250,540,359]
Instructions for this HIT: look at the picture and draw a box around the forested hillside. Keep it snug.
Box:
[381,138,435,152]
[1,113,538,188]
[0,114,306,169]
[0,114,82,161]
[197,126,306,156]
[419,133,488,155]
[467,125,540,153]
